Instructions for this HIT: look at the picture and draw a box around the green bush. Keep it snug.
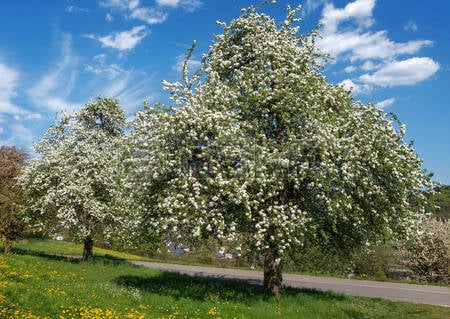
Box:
[352,244,395,279]
[284,244,354,276]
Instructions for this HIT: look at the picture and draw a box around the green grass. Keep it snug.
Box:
[12,238,150,261]
[0,240,448,318]
[10,239,437,286]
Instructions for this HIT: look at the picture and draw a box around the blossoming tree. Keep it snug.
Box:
[128,5,433,295]
[20,98,126,259]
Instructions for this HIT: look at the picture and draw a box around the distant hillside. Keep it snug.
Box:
[431,185,450,220]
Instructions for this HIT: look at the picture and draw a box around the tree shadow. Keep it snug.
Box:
[11,246,126,265]
[114,271,348,304]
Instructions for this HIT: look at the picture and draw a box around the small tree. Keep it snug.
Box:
[129,5,433,295]
[399,218,449,282]
[0,146,27,253]
[19,97,126,259]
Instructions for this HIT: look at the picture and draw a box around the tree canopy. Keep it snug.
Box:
[19,97,126,259]
[0,146,27,253]
[127,6,433,295]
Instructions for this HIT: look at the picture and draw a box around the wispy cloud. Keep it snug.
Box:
[303,0,328,14]
[105,13,114,22]
[82,54,158,114]
[316,0,439,95]
[84,54,127,79]
[375,97,396,109]
[99,0,138,11]
[172,54,202,73]
[91,72,157,115]
[156,0,202,12]
[66,5,90,13]
[130,7,168,24]
[404,20,418,32]
[9,124,35,144]
[98,0,200,26]
[0,122,36,147]
[27,34,80,112]
[0,63,23,116]
[86,26,149,51]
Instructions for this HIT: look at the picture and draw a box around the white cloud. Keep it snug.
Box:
[0,63,25,116]
[359,57,439,87]
[24,113,43,120]
[318,29,433,62]
[404,20,418,32]
[172,54,202,73]
[321,0,375,34]
[156,0,202,12]
[375,98,396,109]
[2,123,35,145]
[79,53,158,114]
[304,0,328,14]
[316,0,439,97]
[84,63,126,78]
[87,26,148,51]
[12,124,34,144]
[99,0,200,27]
[130,7,168,24]
[85,55,128,79]
[129,0,140,10]
[105,13,114,22]
[0,62,46,122]
[344,65,357,73]
[317,0,433,62]
[93,73,157,115]
[99,0,137,11]
[339,78,371,95]
[66,5,90,13]
[361,60,377,71]
[27,34,80,112]
[156,0,180,6]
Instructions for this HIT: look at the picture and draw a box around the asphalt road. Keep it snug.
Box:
[128,260,450,307]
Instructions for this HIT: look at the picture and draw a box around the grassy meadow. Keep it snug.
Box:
[0,239,449,319]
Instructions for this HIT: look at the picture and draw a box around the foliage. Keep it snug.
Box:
[429,185,450,220]
[0,146,27,253]
[398,218,450,283]
[283,244,354,276]
[127,5,433,295]
[19,97,127,259]
[126,5,433,295]
[0,243,449,318]
[352,244,395,279]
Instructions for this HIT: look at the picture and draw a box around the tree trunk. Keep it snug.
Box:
[83,235,94,260]
[3,236,12,254]
[263,245,283,296]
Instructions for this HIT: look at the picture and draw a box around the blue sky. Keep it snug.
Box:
[0,0,448,184]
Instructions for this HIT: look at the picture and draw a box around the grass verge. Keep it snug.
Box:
[0,240,448,318]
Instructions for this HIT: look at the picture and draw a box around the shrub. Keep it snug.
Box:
[352,244,395,279]
[399,218,450,283]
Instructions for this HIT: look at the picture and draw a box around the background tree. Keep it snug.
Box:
[429,185,450,220]
[128,5,433,295]
[19,97,126,259]
[0,146,27,254]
